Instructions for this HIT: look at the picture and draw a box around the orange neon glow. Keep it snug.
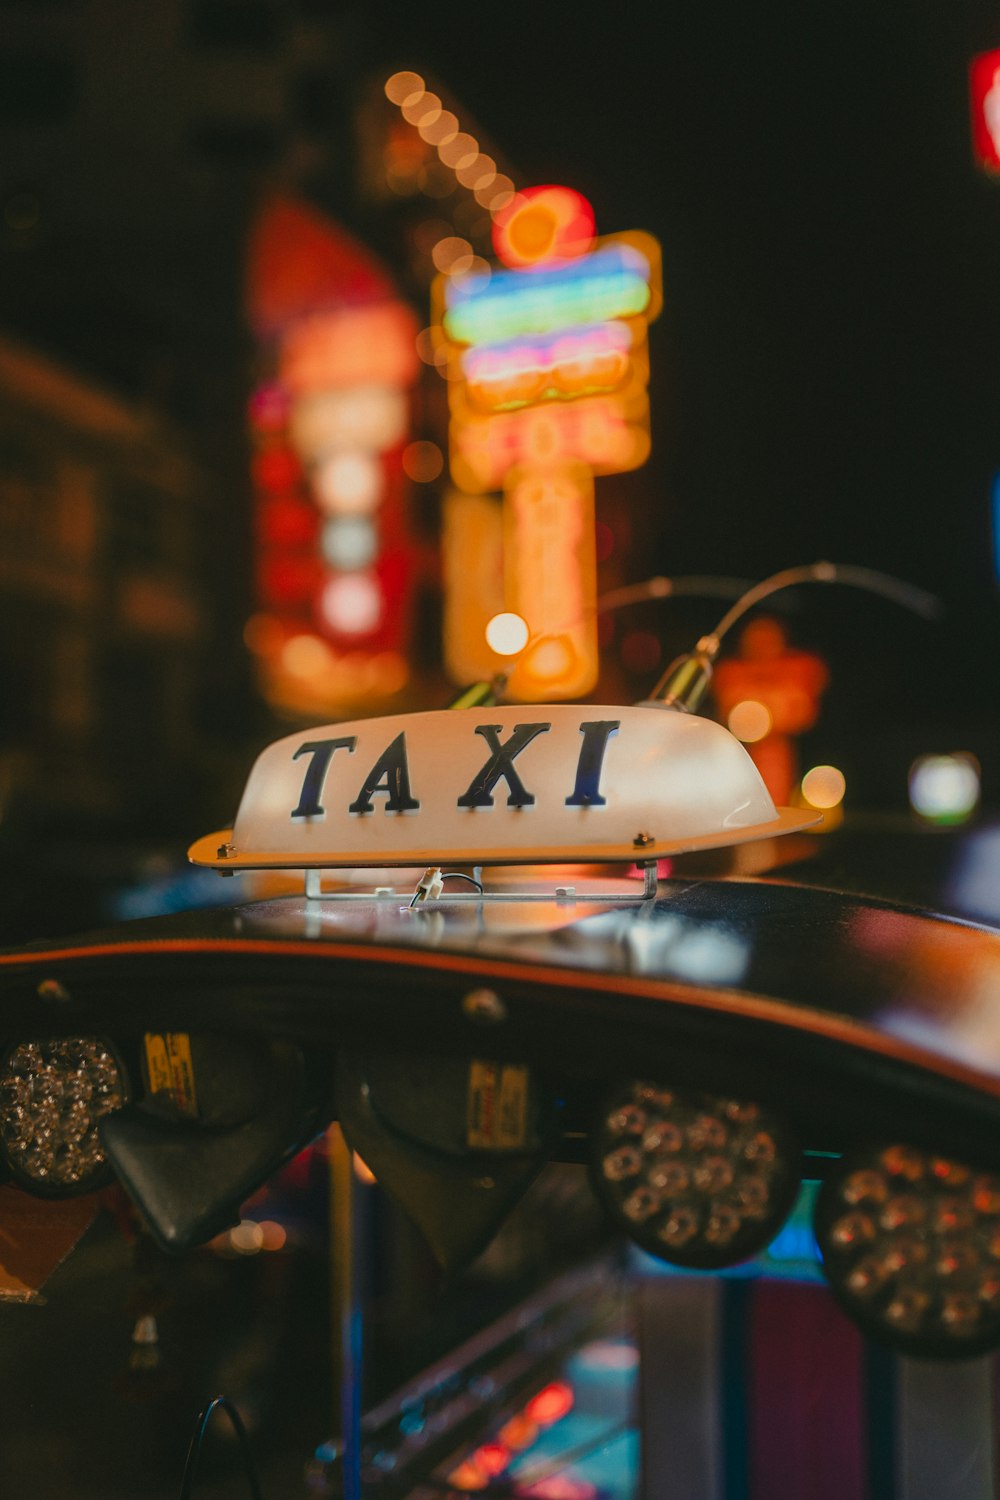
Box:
[504,464,598,701]
[524,1380,575,1426]
[493,186,596,270]
[441,490,506,683]
[280,302,419,394]
[449,395,650,493]
[462,323,633,413]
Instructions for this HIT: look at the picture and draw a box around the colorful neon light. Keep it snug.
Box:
[492,185,595,270]
[442,241,654,346]
[461,322,632,412]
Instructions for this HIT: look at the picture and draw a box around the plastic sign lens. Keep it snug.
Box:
[817,1145,1000,1357]
[188,704,819,873]
[591,1080,801,1269]
[0,1039,127,1196]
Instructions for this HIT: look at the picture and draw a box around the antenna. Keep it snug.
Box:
[645,561,941,713]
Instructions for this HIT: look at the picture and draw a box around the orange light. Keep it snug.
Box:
[257,1220,288,1251]
[280,303,419,395]
[384,71,424,104]
[727,699,773,744]
[492,185,596,270]
[401,91,440,127]
[432,236,475,275]
[439,131,479,169]
[456,153,496,190]
[476,173,516,212]
[524,1380,574,1427]
[420,109,458,146]
[801,764,846,809]
[442,490,506,684]
[504,464,598,700]
[281,633,335,678]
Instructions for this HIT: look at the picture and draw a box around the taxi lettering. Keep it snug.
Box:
[289,719,620,821]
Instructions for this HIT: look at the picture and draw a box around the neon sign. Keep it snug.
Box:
[432,187,661,699]
[970,49,1000,173]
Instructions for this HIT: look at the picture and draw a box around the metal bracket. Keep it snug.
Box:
[302,861,659,905]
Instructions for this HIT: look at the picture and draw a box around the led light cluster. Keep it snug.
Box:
[817,1144,1000,1357]
[0,1039,127,1196]
[592,1081,801,1269]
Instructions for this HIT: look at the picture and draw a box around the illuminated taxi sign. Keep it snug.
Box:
[188,705,817,872]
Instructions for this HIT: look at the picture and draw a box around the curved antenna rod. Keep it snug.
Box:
[649,561,941,711]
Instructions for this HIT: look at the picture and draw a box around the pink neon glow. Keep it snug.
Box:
[462,322,631,411]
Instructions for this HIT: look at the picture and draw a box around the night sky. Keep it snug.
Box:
[5,0,1000,802]
[365,0,1000,784]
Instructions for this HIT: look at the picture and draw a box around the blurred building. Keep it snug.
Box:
[0,337,213,827]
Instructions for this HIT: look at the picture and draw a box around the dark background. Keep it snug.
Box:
[3,0,1000,807]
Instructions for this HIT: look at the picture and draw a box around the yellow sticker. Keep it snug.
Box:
[143,1032,198,1119]
[467,1061,529,1150]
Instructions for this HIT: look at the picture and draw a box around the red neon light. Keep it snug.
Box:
[256,495,318,549]
[258,553,323,607]
[970,49,1000,172]
[492,186,596,270]
[252,447,301,492]
[523,1380,574,1427]
[470,1441,510,1477]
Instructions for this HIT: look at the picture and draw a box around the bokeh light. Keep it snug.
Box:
[728,699,773,744]
[281,633,335,678]
[419,109,458,146]
[402,440,444,482]
[438,131,479,169]
[485,611,530,656]
[319,572,384,636]
[320,516,377,570]
[312,450,383,515]
[402,91,440,127]
[384,71,424,105]
[432,236,474,275]
[909,753,981,824]
[477,173,516,212]
[801,764,847,809]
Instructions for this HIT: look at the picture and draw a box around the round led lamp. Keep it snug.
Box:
[591,1080,802,1270]
[816,1143,1000,1358]
[0,1037,128,1197]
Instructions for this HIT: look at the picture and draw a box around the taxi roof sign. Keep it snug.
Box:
[189,704,818,874]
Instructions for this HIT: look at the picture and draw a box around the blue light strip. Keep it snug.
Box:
[443,243,652,345]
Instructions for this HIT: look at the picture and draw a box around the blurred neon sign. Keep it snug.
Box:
[442,241,655,345]
[970,48,1000,173]
[433,190,661,699]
